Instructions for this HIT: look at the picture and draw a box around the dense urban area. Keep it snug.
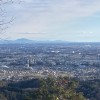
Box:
[0,43,100,100]
[0,43,100,81]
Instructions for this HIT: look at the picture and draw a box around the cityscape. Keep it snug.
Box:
[0,42,100,81]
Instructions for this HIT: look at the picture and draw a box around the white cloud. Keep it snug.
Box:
[5,0,100,40]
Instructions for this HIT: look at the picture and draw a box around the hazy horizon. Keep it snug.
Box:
[2,38,100,43]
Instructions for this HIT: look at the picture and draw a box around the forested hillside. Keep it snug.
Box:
[0,77,86,100]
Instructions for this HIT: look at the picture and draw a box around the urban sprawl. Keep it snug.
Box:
[0,43,100,81]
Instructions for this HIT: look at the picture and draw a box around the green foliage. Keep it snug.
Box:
[34,77,86,100]
[78,79,100,100]
[0,77,87,100]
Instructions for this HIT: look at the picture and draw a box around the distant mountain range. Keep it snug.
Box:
[0,38,68,44]
[0,38,100,44]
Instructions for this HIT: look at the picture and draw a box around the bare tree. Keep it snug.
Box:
[0,0,14,35]
[0,0,22,37]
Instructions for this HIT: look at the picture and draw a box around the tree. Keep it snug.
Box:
[0,0,21,35]
[0,0,13,33]
[34,77,86,100]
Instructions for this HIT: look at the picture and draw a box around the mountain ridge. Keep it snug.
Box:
[0,38,100,44]
[0,38,68,44]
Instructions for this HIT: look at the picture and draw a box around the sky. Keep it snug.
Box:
[1,0,100,42]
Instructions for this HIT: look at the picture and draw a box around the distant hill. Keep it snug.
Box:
[0,38,33,44]
[0,38,100,45]
[0,38,68,44]
[13,38,34,43]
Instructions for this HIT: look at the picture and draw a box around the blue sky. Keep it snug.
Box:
[2,0,100,42]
